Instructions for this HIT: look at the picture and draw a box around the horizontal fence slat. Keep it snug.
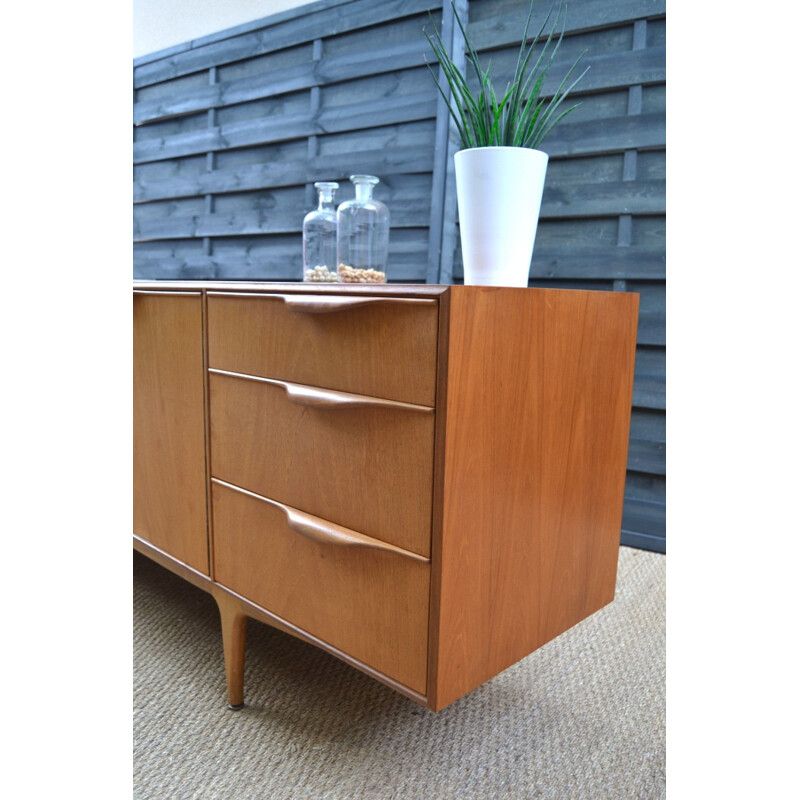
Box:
[464,46,665,101]
[134,92,438,164]
[555,46,665,95]
[132,228,430,255]
[632,371,665,410]
[133,247,429,282]
[620,529,664,553]
[133,264,429,282]
[454,248,666,280]
[622,495,666,537]
[541,112,666,158]
[627,437,665,475]
[135,62,315,125]
[542,179,666,218]
[320,91,437,137]
[134,199,430,241]
[134,146,434,203]
[530,247,665,279]
[637,311,666,346]
[133,114,313,164]
[630,409,665,446]
[468,0,666,49]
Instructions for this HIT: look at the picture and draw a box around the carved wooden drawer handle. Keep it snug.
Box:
[283,507,429,562]
[280,380,432,413]
[133,290,202,296]
[212,479,429,563]
[209,369,433,413]
[207,291,436,313]
[279,295,436,314]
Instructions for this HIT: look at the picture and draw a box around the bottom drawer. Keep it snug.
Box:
[212,481,430,695]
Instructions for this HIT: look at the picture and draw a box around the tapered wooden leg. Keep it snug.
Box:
[215,591,247,710]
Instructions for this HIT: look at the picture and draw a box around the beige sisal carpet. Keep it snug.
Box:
[133,545,665,799]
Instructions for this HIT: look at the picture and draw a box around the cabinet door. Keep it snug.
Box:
[133,291,208,574]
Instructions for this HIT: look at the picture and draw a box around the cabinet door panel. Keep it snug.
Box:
[133,292,208,573]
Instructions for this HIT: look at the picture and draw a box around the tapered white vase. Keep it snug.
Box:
[454,146,548,287]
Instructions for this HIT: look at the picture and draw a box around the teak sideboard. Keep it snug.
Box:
[133,281,638,712]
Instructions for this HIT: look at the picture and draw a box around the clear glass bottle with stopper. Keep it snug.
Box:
[302,181,339,282]
[336,175,389,283]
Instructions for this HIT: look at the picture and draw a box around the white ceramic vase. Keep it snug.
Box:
[454,146,549,287]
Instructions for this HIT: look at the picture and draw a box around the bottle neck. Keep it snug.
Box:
[354,183,373,203]
[318,192,335,211]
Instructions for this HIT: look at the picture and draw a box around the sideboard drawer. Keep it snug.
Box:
[209,369,434,557]
[212,480,430,694]
[207,292,439,407]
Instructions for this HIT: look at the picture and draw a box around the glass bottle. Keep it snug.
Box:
[336,175,389,283]
[302,181,339,282]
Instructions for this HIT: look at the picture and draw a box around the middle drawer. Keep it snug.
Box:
[209,370,435,557]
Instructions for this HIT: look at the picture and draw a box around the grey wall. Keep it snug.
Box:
[133,0,666,552]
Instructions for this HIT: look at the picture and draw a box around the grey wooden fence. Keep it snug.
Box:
[133,0,666,553]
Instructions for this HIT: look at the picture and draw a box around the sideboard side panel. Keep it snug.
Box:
[434,286,638,710]
[133,291,209,574]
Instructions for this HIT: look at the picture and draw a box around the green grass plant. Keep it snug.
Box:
[424,0,588,150]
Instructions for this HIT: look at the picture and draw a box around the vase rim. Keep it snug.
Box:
[456,145,547,155]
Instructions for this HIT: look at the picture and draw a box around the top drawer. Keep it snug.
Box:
[207,292,439,406]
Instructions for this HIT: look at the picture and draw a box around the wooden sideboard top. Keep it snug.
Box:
[133,281,638,300]
[134,281,450,297]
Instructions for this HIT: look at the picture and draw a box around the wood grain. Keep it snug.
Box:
[212,479,429,563]
[431,286,639,710]
[211,480,430,695]
[207,291,439,406]
[209,370,435,557]
[133,292,209,574]
[208,368,434,413]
